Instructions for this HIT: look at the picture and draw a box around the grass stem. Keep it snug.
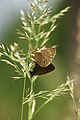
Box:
[21,73,26,120]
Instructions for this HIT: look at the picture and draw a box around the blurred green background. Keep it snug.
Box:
[0,0,80,120]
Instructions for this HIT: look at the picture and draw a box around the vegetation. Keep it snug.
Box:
[0,0,80,120]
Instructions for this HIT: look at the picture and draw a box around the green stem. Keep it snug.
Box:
[35,25,41,48]
[28,80,34,120]
[21,73,26,120]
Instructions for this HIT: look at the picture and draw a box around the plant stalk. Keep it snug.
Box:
[21,72,26,120]
[28,80,34,120]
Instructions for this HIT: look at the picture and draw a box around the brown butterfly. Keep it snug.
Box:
[30,46,56,77]
[31,46,56,67]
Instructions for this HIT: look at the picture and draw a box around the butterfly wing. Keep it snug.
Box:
[40,47,56,67]
[31,46,56,67]
[30,63,55,77]
[31,50,44,67]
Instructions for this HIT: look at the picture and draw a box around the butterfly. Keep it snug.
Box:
[31,46,56,67]
[30,46,56,77]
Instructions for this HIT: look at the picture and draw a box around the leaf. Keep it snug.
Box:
[30,99,36,119]
[40,38,49,47]
[12,76,22,80]
[52,6,71,20]
[0,44,5,51]
[1,59,15,67]
[50,25,57,32]
[23,26,32,33]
